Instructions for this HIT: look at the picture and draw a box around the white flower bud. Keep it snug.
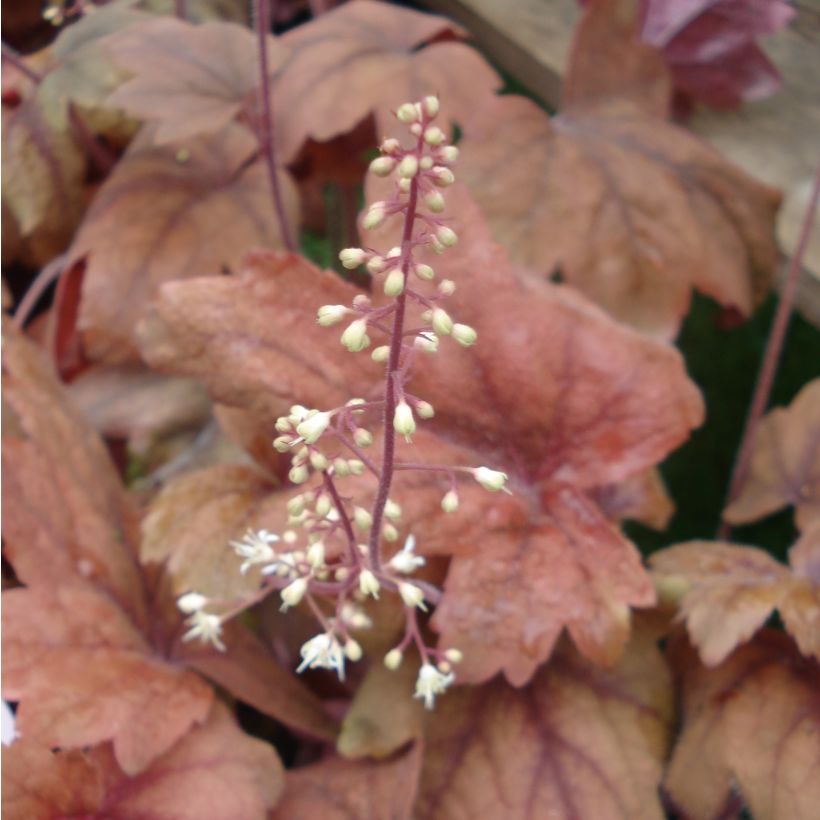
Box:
[310,451,328,471]
[280,576,308,610]
[396,102,418,122]
[344,639,363,661]
[414,263,435,281]
[307,541,326,568]
[439,145,459,163]
[339,248,366,269]
[432,307,453,336]
[410,122,422,136]
[291,446,308,466]
[438,279,455,296]
[444,648,463,664]
[353,506,373,531]
[369,156,396,176]
[295,411,332,444]
[430,235,446,254]
[347,398,367,409]
[275,417,292,433]
[362,204,386,230]
[416,401,435,419]
[371,345,390,362]
[424,126,445,146]
[398,177,411,193]
[347,459,365,475]
[441,489,459,513]
[317,304,349,326]
[423,95,440,117]
[287,495,306,516]
[341,318,370,352]
[414,333,439,353]
[333,457,351,477]
[473,466,509,492]
[452,323,477,347]
[398,581,427,610]
[384,648,403,670]
[315,493,332,518]
[353,428,373,447]
[367,255,387,274]
[420,155,434,170]
[352,294,371,310]
[335,567,350,582]
[383,268,405,297]
[381,137,400,155]
[385,500,402,520]
[289,465,309,484]
[289,405,309,421]
[382,522,399,541]
[425,191,445,212]
[283,530,298,545]
[177,592,208,614]
[432,166,455,187]
[398,155,419,178]
[359,568,380,598]
[273,435,292,453]
[436,226,458,247]
[393,400,416,438]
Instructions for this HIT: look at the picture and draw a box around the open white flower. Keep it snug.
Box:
[388,534,426,575]
[296,633,346,680]
[414,663,455,709]
[230,529,279,574]
[182,611,225,652]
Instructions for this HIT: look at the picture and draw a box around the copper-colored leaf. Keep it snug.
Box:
[270,743,422,820]
[105,17,283,144]
[69,124,298,363]
[181,621,338,743]
[275,0,501,162]
[651,535,820,664]
[138,185,703,683]
[593,468,675,531]
[458,2,779,337]
[724,379,820,531]
[141,463,284,599]
[665,632,820,820]
[2,582,213,775]
[2,322,145,621]
[416,626,673,819]
[2,703,283,820]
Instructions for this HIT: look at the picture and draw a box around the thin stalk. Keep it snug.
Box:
[13,254,65,328]
[1,42,42,84]
[174,0,188,19]
[322,470,358,563]
[367,153,422,570]
[253,0,295,251]
[720,164,820,537]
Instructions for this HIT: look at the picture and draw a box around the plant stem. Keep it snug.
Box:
[720,165,820,537]
[1,42,42,84]
[322,470,358,562]
[174,0,188,19]
[253,0,295,252]
[367,159,422,570]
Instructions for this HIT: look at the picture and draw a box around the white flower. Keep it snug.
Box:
[177,592,208,614]
[431,308,453,336]
[369,156,396,176]
[182,611,226,652]
[393,401,416,438]
[441,490,459,513]
[359,568,381,598]
[389,534,425,575]
[297,633,346,680]
[341,318,370,352]
[280,576,309,611]
[339,247,367,268]
[472,467,509,493]
[317,304,349,326]
[414,663,455,709]
[396,102,418,123]
[295,410,332,444]
[230,529,279,574]
[340,602,372,631]
[384,268,405,297]
[451,323,477,347]
[398,581,427,610]
[398,155,419,178]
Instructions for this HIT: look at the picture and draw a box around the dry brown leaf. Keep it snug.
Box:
[416,625,673,819]
[650,536,820,664]
[68,124,298,364]
[105,17,283,144]
[270,742,422,820]
[274,0,501,162]
[138,185,704,683]
[724,378,820,531]
[1,321,145,622]
[2,582,214,776]
[2,702,283,820]
[665,631,820,820]
[458,2,780,338]
[180,620,338,743]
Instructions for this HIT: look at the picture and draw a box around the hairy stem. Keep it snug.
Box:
[367,156,422,569]
[720,165,820,537]
[322,470,358,563]
[253,0,295,251]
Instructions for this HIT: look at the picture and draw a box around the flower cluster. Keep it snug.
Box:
[178,96,510,709]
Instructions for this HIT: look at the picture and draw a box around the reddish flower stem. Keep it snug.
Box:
[322,470,359,564]
[720,165,820,537]
[1,42,42,84]
[253,0,295,252]
[367,143,422,570]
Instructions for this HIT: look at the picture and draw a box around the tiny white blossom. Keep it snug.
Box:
[359,568,380,598]
[280,576,309,611]
[393,401,416,438]
[398,581,427,611]
[296,410,332,444]
[177,592,208,614]
[389,534,426,575]
[340,602,373,630]
[230,529,279,574]
[472,467,509,493]
[182,611,226,652]
[414,663,455,709]
[297,633,346,680]
[317,304,349,326]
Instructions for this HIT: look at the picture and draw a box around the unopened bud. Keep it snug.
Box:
[381,138,401,155]
[353,507,373,531]
[423,95,440,117]
[177,592,208,614]
[393,400,416,438]
[353,294,371,310]
[347,459,365,475]
[444,648,463,664]
[439,145,459,163]
[414,333,439,353]
[369,156,396,177]
[362,204,386,230]
[410,122,422,136]
[273,435,292,453]
[452,323,477,347]
[416,401,435,419]
[275,417,292,433]
[441,489,459,513]
[437,226,458,247]
[420,155,434,170]
[367,255,387,274]
[296,411,332,444]
[398,581,427,610]
[280,576,308,610]
[287,494,306,516]
[344,639,363,661]
[384,648,403,670]
[385,500,402,520]
[398,155,419,178]
[396,102,418,123]
[359,569,380,598]
[339,248,366,269]
[384,268,405,297]
[425,191,445,212]
[438,279,455,296]
[315,493,332,518]
[333,457,351,477]
[398,177,411,193]
[432,166,455,187]
[310,451,328,471]
[289,465,309,484]
[371,345,390,362]
[317,304,349,326]
[424,126,445,146]
[307,541,326,568]
[432,307,453,336]
[414,263,435,281]
[382,522,399,541]
[353,428,373,447]
[341,318,370,352]
[473,466,509,492]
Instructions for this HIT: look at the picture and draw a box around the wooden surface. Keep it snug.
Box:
[418,0,820,326]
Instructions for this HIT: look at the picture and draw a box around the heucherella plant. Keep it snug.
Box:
[176,96,509,709]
